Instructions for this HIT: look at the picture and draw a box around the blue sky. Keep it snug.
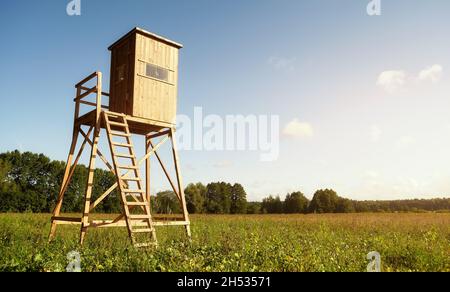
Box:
[1,0,450,201]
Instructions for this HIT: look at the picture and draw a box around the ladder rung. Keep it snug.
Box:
[112,142,133,148]
[110,132,131,137]
[132,228,154,233]
[123,189,145,193]
[129,215,152,220]
[121,177,140,181]
[126,201,148,206]
[108,121,128,127]
[105,112,126,117]
[115,153,134,159]
[117,165,138,170]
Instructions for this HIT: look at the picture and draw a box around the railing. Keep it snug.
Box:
[73,72,109,120]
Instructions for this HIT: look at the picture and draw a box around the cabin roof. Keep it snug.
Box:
[108,27,183,50]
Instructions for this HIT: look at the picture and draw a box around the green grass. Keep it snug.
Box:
[0,213,448,272]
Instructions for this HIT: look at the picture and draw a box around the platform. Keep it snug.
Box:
[76,109,175,135]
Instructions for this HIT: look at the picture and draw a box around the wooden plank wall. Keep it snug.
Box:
[109,34,136,116]
[133,33,178,124]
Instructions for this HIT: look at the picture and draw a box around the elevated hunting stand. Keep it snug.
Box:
[49,28,191,248]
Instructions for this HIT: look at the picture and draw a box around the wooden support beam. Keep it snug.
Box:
[79,100,109,109]
[49,85,84,242]
[145,136,151,204]
[154,221,190,227]
[146,129,171,140]
[89,184,117,212]
[75,71,98,88]
[57,126,94,206]
[80,72,102,245]
[89,220,134,228]
[89,220,189,228]
[53,218,189,228]
[51,127,79,218]
[169,128,191,238]
[152,216,185,221]
[138,136,169,166]
[74,86,97,102]
[79,86,109,97]
[52,216,82,223]
[148,140,182,202]
[80,128,115,174]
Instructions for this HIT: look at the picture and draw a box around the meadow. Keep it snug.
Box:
[0,213,448,272]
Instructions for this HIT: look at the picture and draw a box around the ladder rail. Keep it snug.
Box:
[123,117,158,242]
[103,112,157,247]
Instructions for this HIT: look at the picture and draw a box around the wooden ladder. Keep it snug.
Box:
[103,111,157,248]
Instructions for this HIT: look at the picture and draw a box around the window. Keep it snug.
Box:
[145,63,169,82]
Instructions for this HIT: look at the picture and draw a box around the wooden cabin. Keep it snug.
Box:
[108,27,183,125]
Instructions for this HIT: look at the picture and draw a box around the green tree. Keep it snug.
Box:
[308,189,340,213]
[284,192,309,214]
[231,183,247,214]
[246,202,262,214]
[0,151,65,212]
[154,191,181,214]
[62,165,87,213]
[262,195,283,214]
[205,182,232,214]
[336,198,355,213]
[185,183,206,214]
[0,158,17,193]
[92,169,121,213]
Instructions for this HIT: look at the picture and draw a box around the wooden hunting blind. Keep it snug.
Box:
[49,28,191,248]
[109,28,182,124]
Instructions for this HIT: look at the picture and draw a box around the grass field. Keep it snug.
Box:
[0,213,448,272]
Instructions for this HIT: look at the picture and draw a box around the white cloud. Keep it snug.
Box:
[370,125,382,142]
[418,64,443,83]
[376,65,443,94]
[282,119,314,138]
[376,70,406,93]
[268,56,296,72]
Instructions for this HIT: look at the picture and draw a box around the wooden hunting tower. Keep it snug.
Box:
[109,28,182,124]
[49,28,191,248]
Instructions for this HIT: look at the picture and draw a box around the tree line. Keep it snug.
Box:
[0,151,449,214]
[0,151,247,214]
[257,189,450,214]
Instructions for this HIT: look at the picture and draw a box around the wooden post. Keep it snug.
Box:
[145,135,158,243]
[80,73,102,245]
[169,128,191,238]
[145,136,151,204]
[49,126,79,241]
[49,86,83,242]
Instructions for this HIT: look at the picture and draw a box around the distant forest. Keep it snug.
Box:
[1,151,449,214]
